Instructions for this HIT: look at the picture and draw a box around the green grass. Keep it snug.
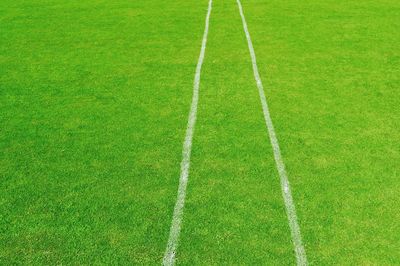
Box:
[1,0,206,263]
[1,0,399,264]
[241,0,400,264]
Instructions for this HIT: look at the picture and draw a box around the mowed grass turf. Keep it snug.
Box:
[177,1,294,264]
[1,0,207,264]
[240,0,400,264]
[1,0,399,265]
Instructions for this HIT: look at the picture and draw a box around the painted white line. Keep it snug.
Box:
[162,1,212,265]
[235,0,308,265]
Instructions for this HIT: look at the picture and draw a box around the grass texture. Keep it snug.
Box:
[1,0,399,264]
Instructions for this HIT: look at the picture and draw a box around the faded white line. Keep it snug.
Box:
[162,0,213,265]
[235,0,308,265]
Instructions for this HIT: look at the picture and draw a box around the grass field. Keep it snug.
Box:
[1,0,399,265]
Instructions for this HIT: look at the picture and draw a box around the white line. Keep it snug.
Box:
[162,1,212,265]
[235,0,308,265]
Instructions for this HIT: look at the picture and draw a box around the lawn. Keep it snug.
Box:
[1,0,399,264]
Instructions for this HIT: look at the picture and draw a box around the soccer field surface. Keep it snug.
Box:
[1,0,399,264]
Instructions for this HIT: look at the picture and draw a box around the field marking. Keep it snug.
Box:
[235,0,308,265]
[162,0,213,265]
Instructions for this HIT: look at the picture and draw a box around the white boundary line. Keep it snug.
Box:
[236,0,308,265]
[163,1,213,265]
